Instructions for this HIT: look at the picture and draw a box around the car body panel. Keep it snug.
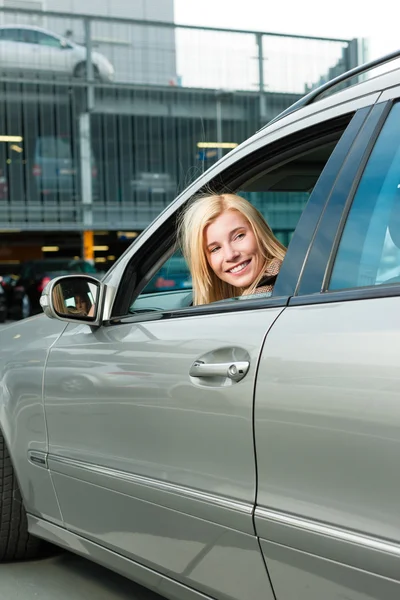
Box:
[260,540,400,600]
[43,308,283,600]
[0,315,66,525]
[27,514,218,600]
[254,297,400,589]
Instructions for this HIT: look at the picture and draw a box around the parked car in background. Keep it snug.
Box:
[144,253,191,293]
[130,172,177,199]
[0,168,8,200]
[9,258,98,319]
[0,25,114,82]
[0,281,7,322]
[33,135,99,202]
[4,51,400,600]
[0,273,18,318]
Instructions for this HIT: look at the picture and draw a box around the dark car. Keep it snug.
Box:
[9,258,97,319]
[0,273,18,321]
[33,135,99,203]
[0,281,7,322]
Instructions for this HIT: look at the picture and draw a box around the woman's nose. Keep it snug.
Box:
[224,244,240,262]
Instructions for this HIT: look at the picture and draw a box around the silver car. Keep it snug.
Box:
[2,51,400,600]
[0,24,114,81]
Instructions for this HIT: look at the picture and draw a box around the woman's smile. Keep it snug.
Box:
[226,259,251,275]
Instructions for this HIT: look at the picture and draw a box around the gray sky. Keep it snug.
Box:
[174,0,396,61]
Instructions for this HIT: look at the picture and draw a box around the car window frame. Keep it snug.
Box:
[290,99,397,306]
[107,112,366,325]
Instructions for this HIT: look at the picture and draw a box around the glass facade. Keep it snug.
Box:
[0,5,359,268]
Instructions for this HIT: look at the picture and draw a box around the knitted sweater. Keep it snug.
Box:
[251,258,282,295]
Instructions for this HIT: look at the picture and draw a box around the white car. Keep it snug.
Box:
[0,24,114,82]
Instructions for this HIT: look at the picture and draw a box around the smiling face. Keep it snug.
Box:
[205,209,264,289]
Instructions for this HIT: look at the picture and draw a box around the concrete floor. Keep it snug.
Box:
[0,550,164,600]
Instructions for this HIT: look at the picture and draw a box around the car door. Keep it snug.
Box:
[42,102,373,600]
[255,99,400,599]
[35,31,72,75]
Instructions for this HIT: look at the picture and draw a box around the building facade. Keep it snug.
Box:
[0,3,359,270]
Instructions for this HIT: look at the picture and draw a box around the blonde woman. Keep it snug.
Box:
[180,193,286,306]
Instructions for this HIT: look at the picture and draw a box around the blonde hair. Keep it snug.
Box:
[179,193,286,305]
[53,283,66,314]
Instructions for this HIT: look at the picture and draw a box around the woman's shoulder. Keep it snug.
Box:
[266,257,282,275]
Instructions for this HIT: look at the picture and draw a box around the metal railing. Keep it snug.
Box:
[0,6,359,236]
[0,7,357,93]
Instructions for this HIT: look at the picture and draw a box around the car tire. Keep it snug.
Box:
[0,430,42,561]
[74,62,101,81]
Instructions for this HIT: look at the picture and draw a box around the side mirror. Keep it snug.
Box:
[40,275,105,326]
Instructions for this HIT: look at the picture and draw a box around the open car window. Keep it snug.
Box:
[116,113,357,319]
[129,251,192,314]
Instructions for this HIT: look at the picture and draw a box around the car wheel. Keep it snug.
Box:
[0,430,42,561]
[74,62,100,81]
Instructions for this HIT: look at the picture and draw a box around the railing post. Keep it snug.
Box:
[79,112,94,261]
[256,33,267,125]
[81,16,94,261]
[84,16,94,109]
[216,96,223,160]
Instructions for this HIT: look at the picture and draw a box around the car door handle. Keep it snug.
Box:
[189,360,249,382]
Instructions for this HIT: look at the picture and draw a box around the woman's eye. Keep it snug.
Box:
[235,233,245,241]
[210,246,220,253]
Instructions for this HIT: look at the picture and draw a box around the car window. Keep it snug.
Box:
[36,32,62,48]
[141,252,191,295]
[11,29,37,44]
[0,28,23,42]
[37,136,72,160]
[123,120,353,317]
[329,102,400,290]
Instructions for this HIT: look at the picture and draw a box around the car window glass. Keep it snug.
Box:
[14,29,37,44]
[329,102,400,290]
[126,123,352,316]
[0,28,22,42]
[37,32,62,48]
[141,251,191,296]
[37,136,72,160]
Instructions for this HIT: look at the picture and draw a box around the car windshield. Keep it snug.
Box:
[38,137,72,160]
